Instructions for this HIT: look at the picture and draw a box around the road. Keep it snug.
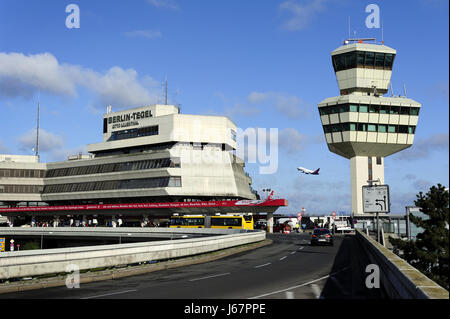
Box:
[0,232,383,299]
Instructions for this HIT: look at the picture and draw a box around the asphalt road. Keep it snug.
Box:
[0,232,384,299]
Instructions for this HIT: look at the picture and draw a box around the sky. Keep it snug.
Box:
[0,0,448,216]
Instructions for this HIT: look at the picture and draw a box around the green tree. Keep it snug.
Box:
[389,184,449,290]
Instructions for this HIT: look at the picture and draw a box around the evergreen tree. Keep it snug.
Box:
[389,184,449,290]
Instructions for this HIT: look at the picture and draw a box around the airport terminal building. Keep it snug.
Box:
[0,105,287,226]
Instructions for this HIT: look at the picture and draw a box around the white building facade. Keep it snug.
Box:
[0,105,257,210]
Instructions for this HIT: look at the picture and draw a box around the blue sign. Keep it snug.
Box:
[302,224,306,229]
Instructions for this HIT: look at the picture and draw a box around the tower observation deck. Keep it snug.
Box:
[318,39,421,215]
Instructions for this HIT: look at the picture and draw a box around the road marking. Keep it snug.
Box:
[254,262,271,269]
[285,291,294,299]
[248,267,350,299]
[189,273,231,282]
[299,247,304,250]
[290,251,296,255]
[279,256,287,261]
[81,289,137,299]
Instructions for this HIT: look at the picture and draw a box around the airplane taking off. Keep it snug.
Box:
[297,167,320,175]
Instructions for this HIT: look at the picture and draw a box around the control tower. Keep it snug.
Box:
[318,39,421,215]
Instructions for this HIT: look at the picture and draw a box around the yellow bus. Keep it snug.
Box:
[169,215,205,228]
[169,215,254,230]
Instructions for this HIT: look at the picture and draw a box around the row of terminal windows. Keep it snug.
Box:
[46,158,180,178]
[42,176,182,194]
[0,185,44,194]
[323,123,416,134]
[332,51,395,72]
[0,169,46,179]
[319,104,420,116]
[108,125,159,142]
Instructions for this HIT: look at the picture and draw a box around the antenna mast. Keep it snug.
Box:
[165,77,168,105]
[35,91,40,160]
[348,16,351,39]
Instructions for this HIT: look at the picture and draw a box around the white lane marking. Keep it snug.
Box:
[280,256,287,261]
[248,267,350,299]
[189,273,231,282]
[310,284,321,299]
[290,251,296,255]
[299,247,304,250]
[81,289,137,299]
[285,291,294,299]
[254,262,271,269]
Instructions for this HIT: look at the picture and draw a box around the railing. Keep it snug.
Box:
[0,228,265,280]
[355,229,448,299]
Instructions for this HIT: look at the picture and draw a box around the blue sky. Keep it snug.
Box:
[0,0,448,215]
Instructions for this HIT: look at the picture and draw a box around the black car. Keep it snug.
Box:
[310,228,334,246]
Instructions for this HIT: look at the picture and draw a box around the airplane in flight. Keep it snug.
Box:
[297,167,320,175]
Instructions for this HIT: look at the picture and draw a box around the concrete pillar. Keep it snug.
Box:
[351,156,385,215]
[8,216,14,227]
[267,212,274,233]
[53,216,59,228]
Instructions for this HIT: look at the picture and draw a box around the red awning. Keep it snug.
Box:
[0,198,288,216]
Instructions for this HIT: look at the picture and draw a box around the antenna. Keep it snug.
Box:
[165,76,168,105]
[348,16,351,39]
[390,82,394,97]
[35,90,40,160]
[403,83,407,98]
[381,19,384,44]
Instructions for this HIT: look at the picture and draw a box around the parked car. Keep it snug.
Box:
[311,228,334,246]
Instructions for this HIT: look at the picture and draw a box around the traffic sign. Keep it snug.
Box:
[362,185,390,213]
[0,238,5,252]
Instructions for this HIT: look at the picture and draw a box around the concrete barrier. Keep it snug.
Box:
[0,229,265,280]
[355,229,448,299]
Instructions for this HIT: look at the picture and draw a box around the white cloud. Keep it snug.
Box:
[247,91,311,119]
[18,129,64,153]
[146,0,179,10]
[279,0,326,31]
[0,52,160,109]
[0,140,10,154]
[16,128,88,162]
[123,30,162,39]
[393,133,449,160]
[0,52,77,98]
[279,128,308,153]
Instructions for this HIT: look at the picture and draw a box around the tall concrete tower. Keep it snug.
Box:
[318,39,421,215]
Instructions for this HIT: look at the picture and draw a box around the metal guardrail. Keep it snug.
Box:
[355,229,448,299]
[0,228,265,280]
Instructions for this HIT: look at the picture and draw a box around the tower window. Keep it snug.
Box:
[375,53,385,68]
[376,157,382,165]
[400,107,410,115]
[410,107,420,116]
[365,52,375,67]
[389,106,399,114]
[359,105,368,113]
[369,105,380,113]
